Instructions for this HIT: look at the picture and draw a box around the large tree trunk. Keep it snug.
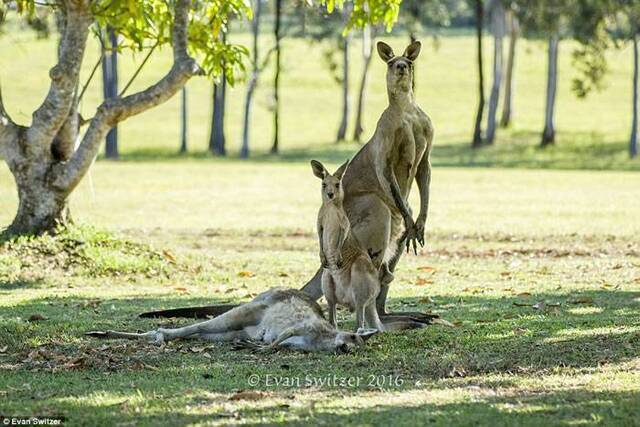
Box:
[1,0,202,236]
[500,9,518,128]
[631,34,638,159]
[353,24,373,142]
[541,34,559,147]
[102,28,118,159]
[471,0,485,148]
[179,87,188,154]
[241,0,262,159]
[336,4,352,143]
[485,0,505,145]
[270,0,283,155]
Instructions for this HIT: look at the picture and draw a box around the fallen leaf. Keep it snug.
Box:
[513,327,528,335]
[278,272,289,277]
[452,320,463,327]
[432,318,456,328]
[174,287,188,293]
[415,277,433,286]
[500,272,511,277]
[517,292,531,297]
[418,296,435,304]
[190,346,206,353]
[238,271,255,278]
[417,266,437,273]
[162,250,177,264]
[28,314,47,322]
[229,391,266,401]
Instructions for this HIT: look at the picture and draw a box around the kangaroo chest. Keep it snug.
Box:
[393,109,429,196]
[321,207,349,264]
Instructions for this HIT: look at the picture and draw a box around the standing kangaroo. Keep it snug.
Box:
[312,160,385,332]
[302,40,434,318]
[141,40,434,324]
[86,288,377,353]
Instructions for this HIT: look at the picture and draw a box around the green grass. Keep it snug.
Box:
[1,20,640,427]
[1,163,639,425]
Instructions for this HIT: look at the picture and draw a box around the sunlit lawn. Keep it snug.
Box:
[1,19,640,427]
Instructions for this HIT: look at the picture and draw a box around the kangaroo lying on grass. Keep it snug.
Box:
[86,288,378,353]
[312,160,385,332]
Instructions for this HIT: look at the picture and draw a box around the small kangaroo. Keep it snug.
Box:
[86,288,377,353]
[312,160,385,333]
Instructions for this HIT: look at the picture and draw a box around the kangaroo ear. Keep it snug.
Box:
[356,328,379,341]
[377,41,395,62]
[403,40,421,61]
[333,159,350,180]
[310,160,328,179]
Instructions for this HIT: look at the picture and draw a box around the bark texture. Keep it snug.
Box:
[271,0,283,155]
[485,0,506,145]
[1,0,202,236]
[630,34,638,159]
[500,9,518,128]
[541,35,559,147]
[241,0,262,159]
[353,25,374,142]
[471,0,485,148]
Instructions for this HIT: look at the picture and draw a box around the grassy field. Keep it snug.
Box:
[1,20,640,427]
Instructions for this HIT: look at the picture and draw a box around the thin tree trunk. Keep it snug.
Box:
[485,1,505,145]
[209,33,227,156]
[472,0,485,148]
[541,34,559,147]
[270,0,283,155]
[500,10,518,128]
[336,4,352,143]
[631,34,638,158]
[209,78,226,155]
[353,24,373,142]
[103,28,118,159]
[241,0,262,159]
[179,87,187,153]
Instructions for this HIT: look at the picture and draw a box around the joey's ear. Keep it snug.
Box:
[333,159,350,181]
[310,160,328,179]
[403,40,422,61]
[377,41,395,62]
[356,328,379,342]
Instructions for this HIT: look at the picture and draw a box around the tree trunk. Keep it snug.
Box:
[541,35,559,147]
[336,4,352,143]
[500,10,518,128]
[353,25,373,142]
[241,0,262,159]
[179,87,188,154]
[631,34,638,159]
[7,166,70,236]
[471,0,485,148]
[209,79,226,155]
[271,0,283,155]
[102,28,118,159]
[1,0,201,236]
[485,0,505,145]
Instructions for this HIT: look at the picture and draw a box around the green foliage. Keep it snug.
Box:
[319,0,402,32]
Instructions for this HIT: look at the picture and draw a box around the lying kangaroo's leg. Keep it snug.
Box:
[300,267,324,301]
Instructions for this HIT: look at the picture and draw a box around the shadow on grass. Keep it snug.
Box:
[1,289,639,424]
[106,131,640,171]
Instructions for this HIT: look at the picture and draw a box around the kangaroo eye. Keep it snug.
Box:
[335,183,340,188]
[322,183,327,188]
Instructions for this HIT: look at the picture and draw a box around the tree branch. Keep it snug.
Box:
[26,1,92,152]
[0,80,22,166]
[54,0,202,192]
